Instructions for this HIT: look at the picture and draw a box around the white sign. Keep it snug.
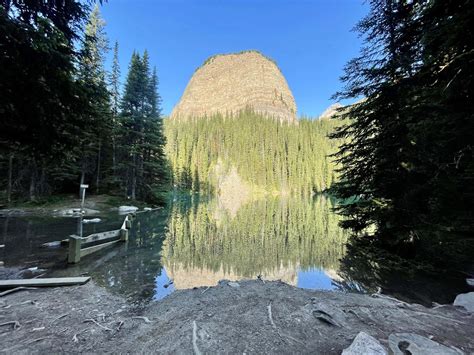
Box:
[80,184,89,189]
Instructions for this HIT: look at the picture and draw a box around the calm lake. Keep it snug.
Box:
[0,195,468,304]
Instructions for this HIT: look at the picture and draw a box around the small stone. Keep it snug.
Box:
[466,278,474,287]
[453,292,474,312]
[342,332,387,355]
[388,333,463,355]
[228,282,240,288]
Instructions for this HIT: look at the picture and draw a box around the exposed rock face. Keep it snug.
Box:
[171,51,297,123]
[319,103,343,120]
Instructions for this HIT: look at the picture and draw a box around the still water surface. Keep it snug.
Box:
[0,195,468,304]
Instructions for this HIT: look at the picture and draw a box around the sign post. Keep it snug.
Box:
[80,184,89,211]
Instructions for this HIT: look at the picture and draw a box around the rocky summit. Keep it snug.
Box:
[170,50,297,123]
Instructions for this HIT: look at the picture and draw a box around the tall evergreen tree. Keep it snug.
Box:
[109,41,121,176]
[0,1,96,201]
[331,0,474,264]
[330,0,422,239]
[77,4,111,194]
[119,51,169,203]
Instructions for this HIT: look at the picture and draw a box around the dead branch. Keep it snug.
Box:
[0,320,21,330]
[83,318,112,331]
[192,320,202,355]
[201,286,210,294]
[50,313,69,324]
[72,328,89,343]
[0,287,38,297]
[267,302,277,329]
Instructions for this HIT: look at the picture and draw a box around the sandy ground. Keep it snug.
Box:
[0,280,473,354]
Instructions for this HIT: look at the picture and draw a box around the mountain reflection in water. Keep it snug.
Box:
[46,195,349,300]
[2,194,468,303]
[162,195,348,291]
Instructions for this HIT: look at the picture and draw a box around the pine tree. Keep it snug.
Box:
[77,4,111,195]
[164,111,341,194]
[330,0,422,240]
[109,41,121,174]
[331,0,474,265]
[0,1,95,201]
[119,51,169,203]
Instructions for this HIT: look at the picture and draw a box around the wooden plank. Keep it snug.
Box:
[68,235,82,264]
[120,228,129,242]
[120,215,130,230]
[82,230,121,244]
[80,239,121,258]
[0,277,90,289]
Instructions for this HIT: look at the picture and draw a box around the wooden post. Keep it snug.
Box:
[68,235,82,264]
[120,228,129,242]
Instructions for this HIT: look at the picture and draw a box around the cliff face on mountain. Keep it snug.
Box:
[170,50,297,123]
[319,103,343,120]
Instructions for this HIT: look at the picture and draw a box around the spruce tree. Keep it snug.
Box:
[109,41,121,175]
[77,4,111,194]
[330,0,422,240]
[0,1,95,201]
[119,51,169,203]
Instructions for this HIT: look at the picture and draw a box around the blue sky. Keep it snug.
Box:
[101,0,368,117]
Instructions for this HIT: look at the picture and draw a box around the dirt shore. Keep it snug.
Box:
[0,280,473,353]
[0,194,146,218]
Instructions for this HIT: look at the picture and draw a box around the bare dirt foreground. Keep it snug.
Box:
[0,280,473,354]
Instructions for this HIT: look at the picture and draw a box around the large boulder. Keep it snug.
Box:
[170,50,297,123]
[388,333,463,355]
[342,332,387,355]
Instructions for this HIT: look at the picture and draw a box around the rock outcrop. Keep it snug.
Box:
[171,50,297,123]
[319,103,343,120]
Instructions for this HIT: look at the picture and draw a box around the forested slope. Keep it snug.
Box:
[165,110,343,194]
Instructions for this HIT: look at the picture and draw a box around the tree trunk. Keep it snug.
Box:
[39,161,46,196]
[112,135,116,176]
[131,154,137,200]
[96,141,101,194]
[7,153,13,205]
[29,163,36,202]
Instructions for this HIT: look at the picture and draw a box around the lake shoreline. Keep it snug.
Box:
[1,279,472,353]
[0,194,153,218]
